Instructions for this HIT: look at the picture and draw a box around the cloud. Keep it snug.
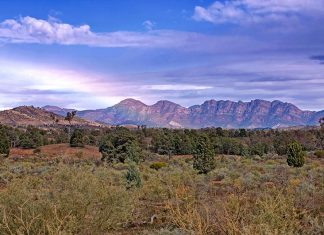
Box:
[193,0,324,25]
[1,54,324,110]
[0,16,232,49]
[142,84,212,91]
[0,58,133,109]
[128,55,324,110]
[0,16,179,48]
[0,16,279,54]
[142,20,155,30]
[310,55,324,64]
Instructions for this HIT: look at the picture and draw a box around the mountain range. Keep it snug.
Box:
[0,106,102,127]
[43,99,324,129]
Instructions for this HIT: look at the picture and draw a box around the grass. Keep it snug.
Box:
[0,145,323,234]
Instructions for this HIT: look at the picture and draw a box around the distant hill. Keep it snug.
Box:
[0,106,102,127]
[42,105,76,117]
[43,98,324,129]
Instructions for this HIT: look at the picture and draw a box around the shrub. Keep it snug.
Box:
[0,134,10,157]
[99,135,144,164]
[70,129,85,147]
[125,163,142,189]
[0,166,135,234]
[287,142,305,167]
[193,135,215,174]
[19,127,44,149]
[150,162,167,170]
[99,138,115,162]
[314,150,324,158]
[19,133,35,149]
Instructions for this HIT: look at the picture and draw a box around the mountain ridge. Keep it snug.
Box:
[42,99,324,129]
[0,106,103,127]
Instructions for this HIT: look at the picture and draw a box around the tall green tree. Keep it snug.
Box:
[193,135,215,174]
[287,142,305,167]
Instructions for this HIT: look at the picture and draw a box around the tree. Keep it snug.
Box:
[18,127,44,149]
[193,135,215,174]
[19,133,34,149]
[65,111,77,125]
[70,129,85,147]
[239,128,247,137]
[153,133,174,159]
[99,128,144,164]
[319,117,324,149]
[65,111,77,137]
[115,140,144,163]
[250,142,269,156]
[99,138,115,162]
[0,131,10,157]
[287,142,305,167]
[125,163,142,189]
[273,131,294,155]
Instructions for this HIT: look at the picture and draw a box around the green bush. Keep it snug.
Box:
[193,135,215,174]
[70,129,85,147]
[314,150,324,158]
[99,133,144,164]
[287,142,305,167]
[125,163,142,189]
[150,162,168,170]
[0,135,10,157]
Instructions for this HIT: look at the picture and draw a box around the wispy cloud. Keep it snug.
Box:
[142,20,156,30]
[310,55,324,64]
[0,16,279,52]
[0,58,130,109]
[142,84,212,91]
[0,16,223,49]
[193,0,324,25]
[0,58,216,109]
[0,16,176,48]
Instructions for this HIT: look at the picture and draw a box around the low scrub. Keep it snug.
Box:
[314,150,324,158]
[150,162,168,170]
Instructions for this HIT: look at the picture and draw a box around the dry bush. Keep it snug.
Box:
[0,165,136,234]
[165,185,215,235]
[163,157,324,235]
[0,153,322,234]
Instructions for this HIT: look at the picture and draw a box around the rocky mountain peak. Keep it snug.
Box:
[42,98,323,128]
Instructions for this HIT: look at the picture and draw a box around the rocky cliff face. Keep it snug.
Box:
[43,99,324,128]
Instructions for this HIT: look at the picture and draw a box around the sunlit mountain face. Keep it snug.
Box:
[0,0,323,111]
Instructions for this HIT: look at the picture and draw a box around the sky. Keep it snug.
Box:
[0,0,323,111]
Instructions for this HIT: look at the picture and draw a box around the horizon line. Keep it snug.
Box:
[1,98,323,112]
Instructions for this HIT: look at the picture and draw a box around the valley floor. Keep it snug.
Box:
[0,145,323,234]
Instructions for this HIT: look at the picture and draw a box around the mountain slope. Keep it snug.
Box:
[0,106,102,127]
[42,105,76,117]
[43,99,324,128]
